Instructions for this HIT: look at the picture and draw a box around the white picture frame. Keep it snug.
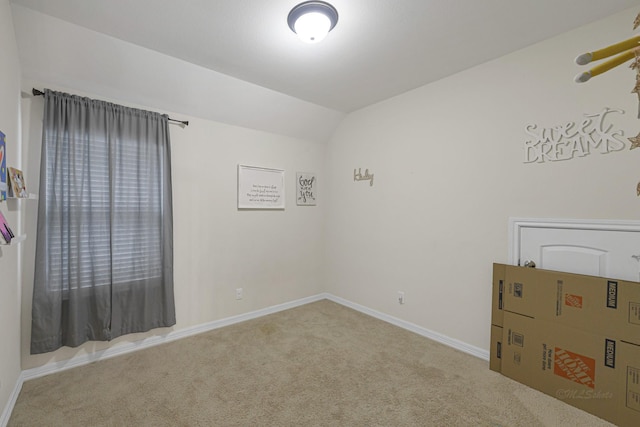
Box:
[296,172,317,206]
[237,165,285,209]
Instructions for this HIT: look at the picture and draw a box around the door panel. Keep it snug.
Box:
[512,220,640,282]
[539,244,607,277]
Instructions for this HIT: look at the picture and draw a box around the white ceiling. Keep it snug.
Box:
[10,0,640,113]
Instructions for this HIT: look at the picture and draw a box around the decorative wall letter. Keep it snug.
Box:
[523,108,626,163]
[354,168,374,186]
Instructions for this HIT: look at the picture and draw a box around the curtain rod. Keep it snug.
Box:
[32,88,189,126]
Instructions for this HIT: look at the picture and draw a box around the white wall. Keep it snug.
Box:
[0,0,23,418]
[19,86,327,370]
[325,7,640,351]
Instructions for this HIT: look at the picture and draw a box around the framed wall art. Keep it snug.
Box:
[237,165,285,209]
[296,172,316,206]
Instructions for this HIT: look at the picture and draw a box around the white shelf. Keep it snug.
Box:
[0,234,26,246]
[0,193,37,246]
[3,193,38,200]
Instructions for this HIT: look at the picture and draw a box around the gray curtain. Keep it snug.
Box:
[31,89,175,354]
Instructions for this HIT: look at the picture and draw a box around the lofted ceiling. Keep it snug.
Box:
[8,0,640,142]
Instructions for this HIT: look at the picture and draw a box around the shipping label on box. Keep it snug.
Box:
[499,264,640,344]
[491,263,505,327]
[501,311,640,427]
[628,366,640,412]
[631,302,640,325]
[489,324,503,373]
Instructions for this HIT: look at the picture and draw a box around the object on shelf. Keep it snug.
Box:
[7,167,28,198]
[5,193,38,200]
[0,208,15,244]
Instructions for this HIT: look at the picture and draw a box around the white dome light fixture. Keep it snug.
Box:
[288,1,338,44]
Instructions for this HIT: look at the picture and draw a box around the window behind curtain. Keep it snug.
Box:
[31,90,175,354]
[46,134,163,289]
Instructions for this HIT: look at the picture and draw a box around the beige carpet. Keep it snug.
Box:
[9,300,613,426]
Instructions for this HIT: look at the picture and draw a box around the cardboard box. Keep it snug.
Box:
[491,263,505,327]
[501,311,640,427]
[489,324,503,373]
[500,264,640,344]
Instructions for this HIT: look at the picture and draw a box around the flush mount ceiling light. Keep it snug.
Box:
[288,1,339,44]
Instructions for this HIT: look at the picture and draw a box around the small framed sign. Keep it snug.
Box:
[237,165,285,209]
[296,172,316,206]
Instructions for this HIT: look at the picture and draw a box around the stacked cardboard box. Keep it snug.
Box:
[491,263,640,427]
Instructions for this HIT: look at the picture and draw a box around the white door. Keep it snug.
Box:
[510,218,640,282]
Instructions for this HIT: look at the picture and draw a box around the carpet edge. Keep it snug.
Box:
[325,294,490,361]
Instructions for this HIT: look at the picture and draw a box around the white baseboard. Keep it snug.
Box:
[0,372,25,427]
[2,292,488,426]
[325,294,490,361]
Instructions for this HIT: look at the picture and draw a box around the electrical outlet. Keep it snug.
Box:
[398,291,405,304]
[236,288,243,300]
